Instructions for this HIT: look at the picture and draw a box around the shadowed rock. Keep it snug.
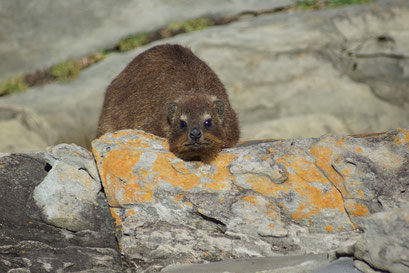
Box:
[0,147,122,273]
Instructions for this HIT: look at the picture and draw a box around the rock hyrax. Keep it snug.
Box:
[96,44,240,162]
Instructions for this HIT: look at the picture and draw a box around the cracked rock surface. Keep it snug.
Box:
[1,127,408,272]
[92,127,409,272]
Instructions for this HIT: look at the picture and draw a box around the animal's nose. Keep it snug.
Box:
[189,128,202,140]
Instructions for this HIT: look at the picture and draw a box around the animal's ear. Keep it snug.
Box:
[213,100,225,118]
[167,102,178,124]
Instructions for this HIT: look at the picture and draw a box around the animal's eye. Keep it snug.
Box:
[180,120,187,130]
[204,119,212,128]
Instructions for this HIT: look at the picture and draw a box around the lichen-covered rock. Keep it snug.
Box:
[92,127,409,271]
[0,147,123,273]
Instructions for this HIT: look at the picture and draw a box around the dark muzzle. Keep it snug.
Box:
[189,128,202,141]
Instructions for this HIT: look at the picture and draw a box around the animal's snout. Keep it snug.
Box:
[189,128,202,141]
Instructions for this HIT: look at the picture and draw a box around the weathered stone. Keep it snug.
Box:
[313,258,361,273]
[0,150,122,272]
[1,0,408,152]
[92,127,409,271]
[0,106,56,153]
[34,144,103,231]
[162,253,328,273]
[350,206,409,273]
[0,0,294,80]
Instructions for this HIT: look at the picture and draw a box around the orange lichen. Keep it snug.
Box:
[211,153,238,185]
[357,189,365,199]
[93,130,364,231]
[153,154,201,191]
[174,193,185,202]
[291,203,310,220]
[242,195,259,206]
[153,152,235,192]
[184,201,193,207]
[326,226,333,232]
[94,144,156,206]
[110,208,123,227]
[310,145,352,199]
[126,209,136,217]
[335,139,345,147]
[274,152,346,221]
[346,201,369,217]
[265,204,280,220]
[247,176,278,196]
[393,128,409,147]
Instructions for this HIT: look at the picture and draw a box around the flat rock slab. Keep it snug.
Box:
[0,0,294,80]
[92,127,409,271]
[313,258,361,273]
[162,253,328,273]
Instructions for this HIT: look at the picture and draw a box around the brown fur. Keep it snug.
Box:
[96,44,240,161]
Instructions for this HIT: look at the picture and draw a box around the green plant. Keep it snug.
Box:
[296,0,376,9]
[326,0,376,8]
[86,51,108,65]
[0,76,28,96]
[169,17,212,33]
[51,60,82,82]
[118,33,150,52]
[296,0,319,9]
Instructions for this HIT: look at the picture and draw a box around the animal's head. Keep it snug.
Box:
[166,94,226,162]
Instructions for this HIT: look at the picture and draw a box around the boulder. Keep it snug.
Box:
[0,146,122,273]
[0,0,294,80]
[91,127,409,272]
[1,0,408,152]
[1,126,408,272]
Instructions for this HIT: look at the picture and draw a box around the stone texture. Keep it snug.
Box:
[0,148,122,272]
[313,258,361,273]
[1,126,408,272]
[0,106,56,153]
[162,253,328,273]
[350,206,409,273]
[33,144,104,231]
[0,0,294,80]
[91,127,409,272]
[1,0,408,152]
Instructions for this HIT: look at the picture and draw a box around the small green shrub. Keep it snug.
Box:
[327,0,376,8]
[296,0,376,9]
[51,60,82,82]
[0,76,28,96]
[296,0,319,9]
[169,17,212,33]
[86,51,108,65]
[118,33,150,52]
